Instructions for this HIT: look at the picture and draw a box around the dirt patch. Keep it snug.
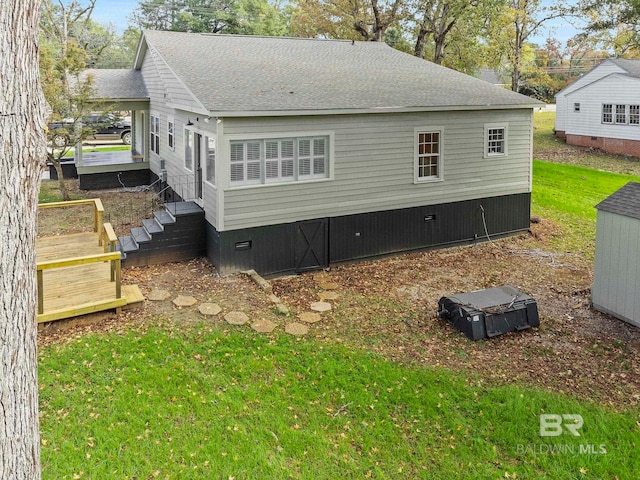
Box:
[37,188,640,409]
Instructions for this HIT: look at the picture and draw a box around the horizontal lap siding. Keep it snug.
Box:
[222,110,532,231]
[142,54,219,227]
[566,75,640,141]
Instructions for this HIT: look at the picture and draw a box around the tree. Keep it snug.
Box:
[486,0,564,92]
[131,0,290,36]
[291,0,404,41]
[40,0,110,201]
[0,0,47,478]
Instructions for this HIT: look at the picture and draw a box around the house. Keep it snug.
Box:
[87,31,541,276]
[555,58,640,156]
[592,182,640,328]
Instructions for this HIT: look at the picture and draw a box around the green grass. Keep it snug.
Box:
[39,326,639,479]
[532,160,640,255]
[61,145,131,157]
[533,111,560,151]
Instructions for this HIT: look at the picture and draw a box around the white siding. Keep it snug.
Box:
[141,53,220,227]
[220,109,533,230]
[593,211,640,327]
[555,60,627,132]
[565,75,640,141]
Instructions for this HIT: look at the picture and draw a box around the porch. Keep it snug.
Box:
[37,199,144,323]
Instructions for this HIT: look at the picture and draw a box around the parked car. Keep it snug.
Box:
[49,113,132,147]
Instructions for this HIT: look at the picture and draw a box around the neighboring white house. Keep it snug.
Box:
[87,31,542,275]
[593,182,640,327]
[555,58,640,157]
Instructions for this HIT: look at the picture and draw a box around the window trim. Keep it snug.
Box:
[167,116,175,151]
[226,131,333,188]
[602,104,613,124]
[150,113,160,155]
[484,123,508,158]
[184,127,194,172]
[414,127,444,183]
[630,105,640,125]
[615,104,627,124]
[205,135,216,186]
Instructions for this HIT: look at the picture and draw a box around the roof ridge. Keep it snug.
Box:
[145,30,379,45]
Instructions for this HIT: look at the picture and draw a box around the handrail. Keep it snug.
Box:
[102,222,118,253]
[38,198,105,235]
[36,250,122,315]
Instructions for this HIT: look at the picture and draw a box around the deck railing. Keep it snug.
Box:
[38,198,105,239]
[37,199,124,323]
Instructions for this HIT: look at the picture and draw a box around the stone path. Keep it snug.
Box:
[143,270,342,336]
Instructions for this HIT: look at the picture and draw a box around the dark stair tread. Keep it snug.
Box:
[131,227,152,244]
[118,235,138,253]
[143,218,164,234]
[164,201,204,217]
[154,210,176,226]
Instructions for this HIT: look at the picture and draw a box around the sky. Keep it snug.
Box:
[92,0,584,45]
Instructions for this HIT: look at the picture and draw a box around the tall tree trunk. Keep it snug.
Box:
[0,1,46,478]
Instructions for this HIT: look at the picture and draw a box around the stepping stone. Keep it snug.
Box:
[319,291,340,301]
[198,303,222,316]
[173,295,197,307]
[310,301,332,312]
[268,294,281,304]
[148,289,171,301]
[299,312,322,324]
[285,322,309,336]
[274,304,290,315]
[317,281,339,290]
[224,311,249,325]
[251,319,276,333]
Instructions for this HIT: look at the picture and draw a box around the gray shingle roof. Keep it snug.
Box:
[609,58,640,78]
[596,182,640,220]
[141,31,541,114]
[83,69,148,99]
[478,68,504,85]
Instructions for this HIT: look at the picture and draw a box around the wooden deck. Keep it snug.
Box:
[37,200,144,323]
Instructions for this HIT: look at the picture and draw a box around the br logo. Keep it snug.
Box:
[539,414,584,437]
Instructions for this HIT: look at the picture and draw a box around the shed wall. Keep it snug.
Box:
[592,210,640,327]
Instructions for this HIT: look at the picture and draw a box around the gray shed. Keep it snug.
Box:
[592,182,640,327]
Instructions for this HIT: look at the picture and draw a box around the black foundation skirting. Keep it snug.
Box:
[207,193,531,276]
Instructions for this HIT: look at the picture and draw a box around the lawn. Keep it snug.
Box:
[39,326,639,480]
[37,111,640,479]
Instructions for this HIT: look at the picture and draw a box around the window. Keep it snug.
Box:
[574,103,581,112]
[485,125,507,157]
[229,136,329,186]
[602,104,613,123]
[630,105,640,125]
[184,129,193,171]
[205,136,216,184]
[167,116,175,150]
[416,131,441,181]
[615,104,627,124]
[150,114,160,154]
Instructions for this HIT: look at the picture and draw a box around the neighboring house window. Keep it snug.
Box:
[615,104,627,124]
[485,124,508,157]
[574,103,580,112]
[184,129,194,171]
[602,104,613,123]
[630,105,640,125]
[415,129,442,181]
[230,136,329,186]
[150,114,160,154]
[205,136,216,184]
[167,116,175,150]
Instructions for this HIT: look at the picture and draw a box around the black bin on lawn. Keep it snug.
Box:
[437,285,539,340]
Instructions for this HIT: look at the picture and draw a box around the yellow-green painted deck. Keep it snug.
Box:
[36,231,144,323]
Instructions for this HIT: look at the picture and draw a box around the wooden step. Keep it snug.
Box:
[122,284,145,310]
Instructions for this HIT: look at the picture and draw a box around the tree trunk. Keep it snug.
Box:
[49,157,70,201]
[0,1,46,479]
